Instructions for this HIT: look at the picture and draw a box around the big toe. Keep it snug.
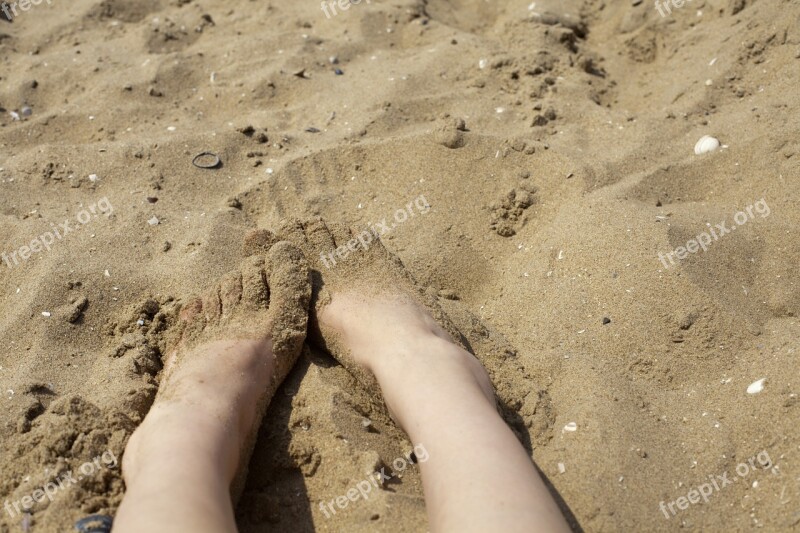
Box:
[243,228,279,257]
[264,241,312,363]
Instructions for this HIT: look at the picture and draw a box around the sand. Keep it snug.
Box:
[1,0,799,531]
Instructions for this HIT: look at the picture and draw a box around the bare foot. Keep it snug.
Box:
[115,240,310,532]
[275,218,495,423]
[275,219,570,533]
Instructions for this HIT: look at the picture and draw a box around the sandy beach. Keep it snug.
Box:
[1,0,799,531]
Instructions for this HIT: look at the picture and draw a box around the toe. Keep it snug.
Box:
[219,271,243,315]
[264,242,311,359]
[302,218,337,255]
[277,218,310,250]
[241,256,269,310]
[201,285,222,322]
[326,221,356,249]
[177,296,207,343]
[179,297,204,322]
[243,229,279,257]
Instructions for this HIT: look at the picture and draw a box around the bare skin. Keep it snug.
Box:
[113,220,570,533]
[280,219,571,533]
[114,241,310,533]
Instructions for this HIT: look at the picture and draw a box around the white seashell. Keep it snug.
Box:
[694,135,720,155]
[41,311,51,317]
[563,422,577,432]
[747,378,766,394]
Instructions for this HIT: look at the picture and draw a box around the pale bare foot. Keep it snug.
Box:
[274,218,480,403]
[276,217,570,533]
[114,240,310,533]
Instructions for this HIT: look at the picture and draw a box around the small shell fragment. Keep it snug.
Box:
[563,422,578,432]
[747,378,766,394]
[41,311,51,317]
[694,135,721,155]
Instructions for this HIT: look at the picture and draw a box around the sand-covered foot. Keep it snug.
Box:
[268,218,487,401]
[120,239,311,511]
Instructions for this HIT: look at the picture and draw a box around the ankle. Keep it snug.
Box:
[371,336,497,430]
[123,404,239,488]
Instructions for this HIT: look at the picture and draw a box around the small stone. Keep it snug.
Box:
[531,115,548,127]
[747,378,766,394]
[148,216,160,226]
[162,241,172,252]
[334,68,344,75]
[602,317,611,325]
[148,86,163,97]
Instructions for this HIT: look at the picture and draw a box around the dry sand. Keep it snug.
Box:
[1,0,799,531]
